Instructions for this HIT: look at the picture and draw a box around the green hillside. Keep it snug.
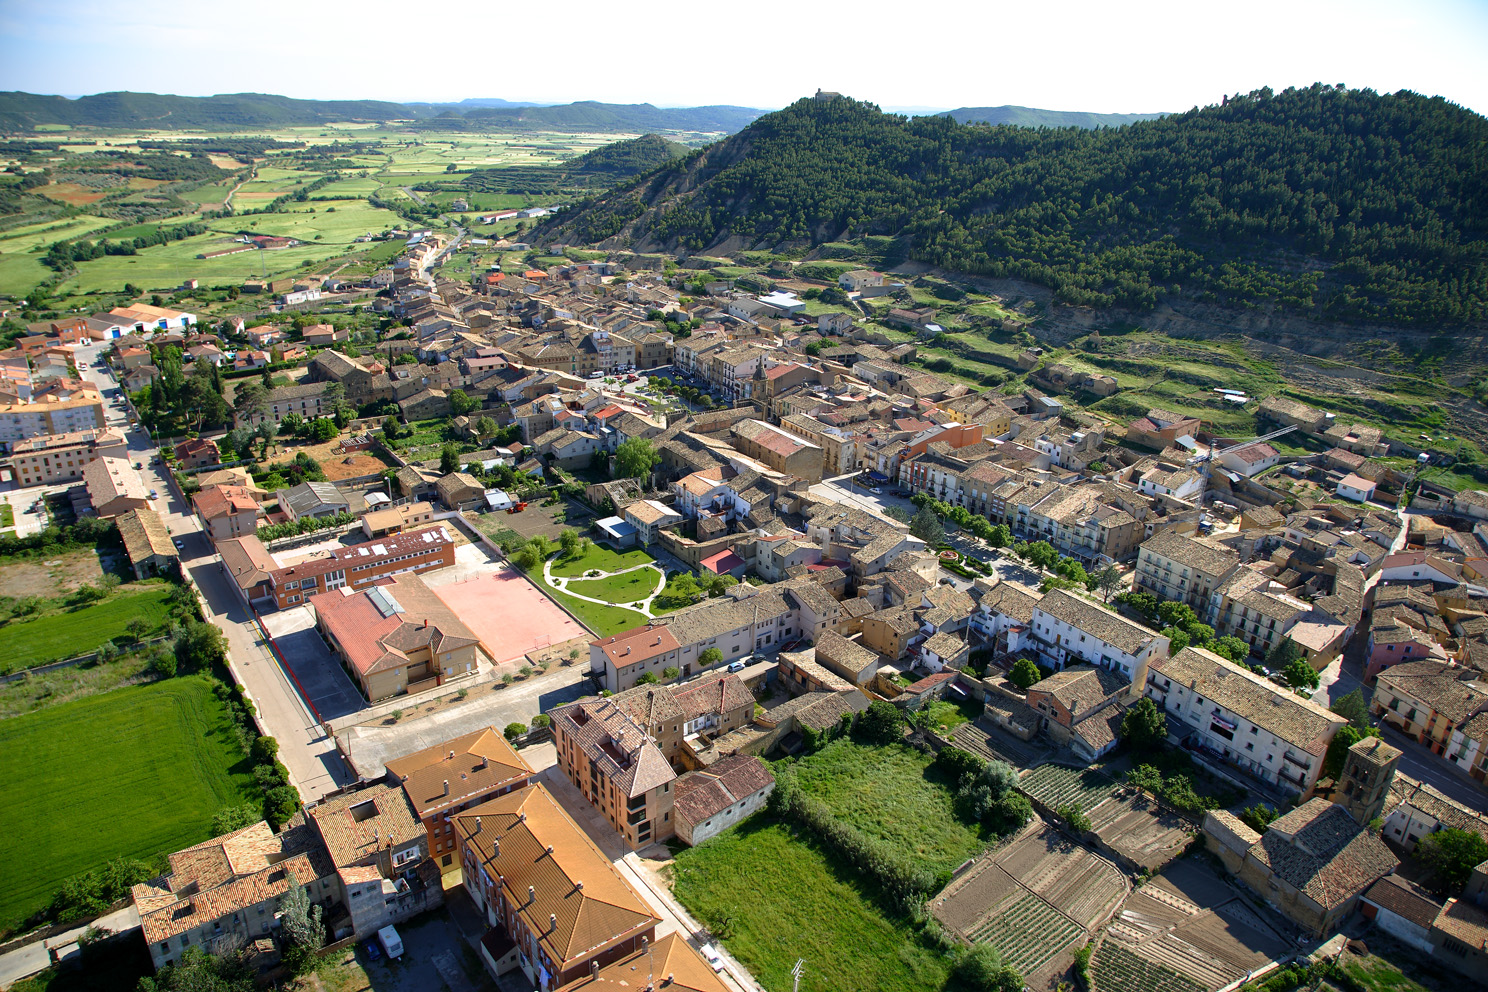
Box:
[939,105,1166,128]
[538,86,1488,326]
[572,134,691,175]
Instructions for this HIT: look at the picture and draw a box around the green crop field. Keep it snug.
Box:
[672,819,952,992]
[0,582,176,674]
[0,676,255,928]
[790,739,989,872]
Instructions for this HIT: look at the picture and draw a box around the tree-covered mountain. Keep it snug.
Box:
[0,91,763,134]
[573,134,691,176]
[537,87,1488,326]
[938,105,1166,128]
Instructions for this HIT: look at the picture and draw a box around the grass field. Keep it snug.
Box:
[549,544,657,578]
[671,819,951,992]
[0,676,255,928]
[790,739,989,872]
[0,582,176,674]
[564,567,661,606]
[544,587,649,637]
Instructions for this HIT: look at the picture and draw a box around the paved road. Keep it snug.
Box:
[0,903,138,990]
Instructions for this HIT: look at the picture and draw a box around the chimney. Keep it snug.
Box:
[545,844,554,856]
[519,811,527,823]
[590,962,600,977]
[481,755,489,769]
[574,880,584,892]
[448,750,455,760]
[549,913,557,932]
[475,816,481,830]
[528,885,535,904]
[443,779,450,796]
[424,618,429,628]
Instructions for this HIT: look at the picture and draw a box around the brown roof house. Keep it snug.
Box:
[549,696,677,848]
[116,507,178,579]
[551,931,730,992]
[83,455,149,519]
[1025,664,1131,760]
[312,572,482,702]
[385,727,535,870]
[1204,799,1397,936]
[673,754,775,846]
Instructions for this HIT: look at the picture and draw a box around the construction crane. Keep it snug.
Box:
[1187,425,1297,517]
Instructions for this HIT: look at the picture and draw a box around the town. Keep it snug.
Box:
[0,214,1485,992]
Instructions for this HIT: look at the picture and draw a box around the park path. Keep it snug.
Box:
[543,557,667,618]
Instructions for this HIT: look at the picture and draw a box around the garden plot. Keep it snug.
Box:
[1086,791,1196,872]
[932,823,1127,986]
[1095,859,1289,992]
[1019,761,1121,812]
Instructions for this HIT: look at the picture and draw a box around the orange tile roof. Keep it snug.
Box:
[456,785,658,972]
[386,727,534,820]
[553,932,728,992]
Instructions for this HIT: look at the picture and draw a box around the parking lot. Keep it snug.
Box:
[258,606,368,722]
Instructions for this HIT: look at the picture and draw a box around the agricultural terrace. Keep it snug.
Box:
[671,819,952,992]
[0,676,255,928]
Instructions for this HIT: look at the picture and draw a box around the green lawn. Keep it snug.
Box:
[563,567,661,607]
[1342,953,1434,992]
[549,543,657,578]
[0,582,177,674]
[0,676,255,928]
[790,740,989,872]
[923,697,980,733]
[545,587,650,637]
[672,818,951,992]
[0,504,13,528]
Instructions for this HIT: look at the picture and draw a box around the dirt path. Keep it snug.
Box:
[542,557,666,617]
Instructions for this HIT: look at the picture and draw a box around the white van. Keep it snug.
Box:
[377,925,404,960]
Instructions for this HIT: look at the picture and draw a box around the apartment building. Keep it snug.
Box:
[1210,566,1313,659]
[1148,646,1345,796]
[1134,530,1240,613]
[550,696,677,847]
[3,426,127,485]
[457,785,660,988]
[0,388,107,442]
[385,728,534,869]
[233,382,337,427]
[1374,661,1488,774]
[1027,588,1168,682]
[607,674,755,767]
[270,525,455,608]
[1023,483,1144,563]
[589,625,682,693]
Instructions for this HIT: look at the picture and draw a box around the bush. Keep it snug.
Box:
[1057,802,1092,832]
[212,802,262,835]
[854,700,904,745]
[531,713,551,728]
[1009,657,1042,690]
[263,785,301,829]
[48,857,154,923]
[504,721,528,740]
[250,736,279,764]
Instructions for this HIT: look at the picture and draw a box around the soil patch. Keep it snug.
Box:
[0,548,110,597]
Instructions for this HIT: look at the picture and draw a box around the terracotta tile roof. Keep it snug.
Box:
[815,631,878,678]
[1035,589,1155,655]
[1152,647,1346,756]
[312,572,479,676]
[455,785,659,971]
[193,483,258,520]
[550,698,676,798]
[1250,799,1398,911]
[1029,665,1127,717]
[673,755,775,829]
[674,675,753,722]
[553,931,729,992]
[385,727,534,820]
[592,625,679,669]
[308,782,423,868]
[1363,874,1442,929]
[1141,530,1239,576]
[1434,898,1488,949]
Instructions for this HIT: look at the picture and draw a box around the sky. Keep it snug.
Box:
[2,0,1487,116]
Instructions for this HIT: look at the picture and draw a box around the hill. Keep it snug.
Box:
[938,105,1166,128]
[0,91,763,134]
[573,134,691,176]
[535,86,1488,326]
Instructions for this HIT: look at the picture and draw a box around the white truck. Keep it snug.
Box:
[377,925,404,960]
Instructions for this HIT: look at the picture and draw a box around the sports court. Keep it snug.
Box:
[433,564,586,664]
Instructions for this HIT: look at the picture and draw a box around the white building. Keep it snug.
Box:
[1027,588,1169,683]
[1217,442,1280,478]
[673,755,775,847]
[1337,473,1377,502]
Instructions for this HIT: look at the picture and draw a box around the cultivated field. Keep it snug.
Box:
[0,546,115,597]
[932,822,1128,984]
[0,676,255,927]
[1095,860,1289,992]
[1019,761,1122,812]
[0,581,176,673]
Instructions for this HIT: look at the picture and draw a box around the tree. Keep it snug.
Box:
[138,947,254,992]
[986,523,1011,548]
[1239,803,1280,833]
[951,944,1023,992]
[698,647,723,668]
[174,620,226,672]
[449,388,477,416]
[1282,656,1320,691]
[884,505,911,523]
[232,380,267,421]
[279,873,324,975]
[614,437,659,480]
[1092,564,1122,602]
[474,415,497,439]
[635,671,660,685]
[1209,636,1251,664]
[382,415,402,441]
[440,443,461,475]
[1332,688,1371,727]
[1419,828,1488,896]
[1266,638,1303,671]
[212,803,261,835]
[281,411,305,436]
[263,785,300,829]
[504,721,528,740]
[855,699,904,745]
[1120,697,1168,752]
[1009,657,1042,691]
[909,505,944,545]
[126,616,151,643]
[251,736,280,763]
[308,417,338,442]
[1323,722,1380,779]
[1057,802,1092,832]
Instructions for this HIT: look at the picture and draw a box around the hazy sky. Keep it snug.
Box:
[2,0,1486,116]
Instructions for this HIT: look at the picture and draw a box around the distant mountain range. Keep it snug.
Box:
[0,91,763,134]
[938,105,1167,128]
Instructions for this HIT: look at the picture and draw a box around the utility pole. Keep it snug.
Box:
[791,958,804,992]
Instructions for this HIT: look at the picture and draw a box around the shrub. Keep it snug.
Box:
[212,802,262,835]
[531,713,551,728]
[501,673,514,686]
[1009,657,1042,690]
[250,736,279,764]
[263,785,301,829]
[504,721,528,740]
[1057,802,1092,832]
[854,700,904,745]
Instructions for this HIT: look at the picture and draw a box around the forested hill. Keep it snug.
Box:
[0,92,763,134]
[938,105,1165,128]
[537,86,1488,326]
[573,134,691,176]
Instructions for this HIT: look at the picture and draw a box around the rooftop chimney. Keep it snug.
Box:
[528,885,535,904]
[475,816,481,830]
[546,844,554,856]
[448,750,455,759]
[550,912,557,931]
[481,755,489,769]
[443,779,450,796]
[519,811,527,823]
[575,880,584,891]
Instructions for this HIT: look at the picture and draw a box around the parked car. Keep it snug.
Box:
[726,660,747,673]
[149,489,158,499]
[699,944,726,973]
